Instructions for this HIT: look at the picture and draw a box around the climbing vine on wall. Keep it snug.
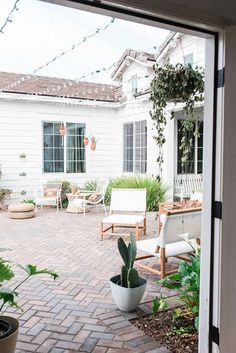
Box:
[149,63,204,176]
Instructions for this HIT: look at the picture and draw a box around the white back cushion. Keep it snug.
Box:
[159,211,201,246]
[110,188,146,213]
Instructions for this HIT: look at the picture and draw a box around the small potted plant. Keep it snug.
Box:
[90,136,97,151]
[19,154,26,160]
[0,252,58,353]
[110,233,147,312]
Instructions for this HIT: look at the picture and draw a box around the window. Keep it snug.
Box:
[123,120,147,173]
[184,53,193,66]
[177,120,203,174]
[66,123,86,173]
[43,122,86,173]
[131,74,138,96]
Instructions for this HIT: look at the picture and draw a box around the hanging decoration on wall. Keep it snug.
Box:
[83,137,89,146]
[90,136,97,151]
[59,123,65,146]
[83,135,97,151]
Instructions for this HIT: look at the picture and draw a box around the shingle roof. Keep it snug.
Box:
[0,72,121,102]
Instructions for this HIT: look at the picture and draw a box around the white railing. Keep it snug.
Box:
[174,174,203,200]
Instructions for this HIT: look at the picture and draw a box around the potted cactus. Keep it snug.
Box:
[110,233,147,312]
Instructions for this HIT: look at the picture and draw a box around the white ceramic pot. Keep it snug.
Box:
[0,316,19,353]
[110,275,147,312]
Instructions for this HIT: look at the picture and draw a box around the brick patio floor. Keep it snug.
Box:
[0,209,178,353]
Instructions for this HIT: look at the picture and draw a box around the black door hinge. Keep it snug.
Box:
[214,201,222,220]
[217,67,225,88]
[212,325,220,345]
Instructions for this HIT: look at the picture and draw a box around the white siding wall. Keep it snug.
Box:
[169,35,205,67]
[0,100,120,202]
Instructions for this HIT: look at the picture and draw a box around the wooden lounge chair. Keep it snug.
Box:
[100,188,146,241]
[135,209,201,278]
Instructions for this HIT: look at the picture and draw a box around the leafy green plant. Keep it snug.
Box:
[105,175,168,211]
[0,189,11,203]
[150,63,204,175]
[160,247,200,330]
[118,233,141,288]
[83,179,97,192]
[0,253,58,313]
[152,295,168,315]
[21,199,35,206]
[61,180,72,208]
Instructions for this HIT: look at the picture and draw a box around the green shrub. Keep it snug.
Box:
[0,189,11,202]
[105,176,168,211]
[22,199,35,206]
[83,179,97,191]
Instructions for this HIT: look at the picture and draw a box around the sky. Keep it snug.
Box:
[0,0,169,83]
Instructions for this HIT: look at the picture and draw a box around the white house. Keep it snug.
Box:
[0,32,205,202]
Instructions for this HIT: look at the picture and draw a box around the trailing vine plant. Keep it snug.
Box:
[149,63,204,175]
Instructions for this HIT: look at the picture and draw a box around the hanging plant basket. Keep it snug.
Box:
[90,142,96,151]
[90,136,97,151]
[83,137,89,146]
[149,63,204,175]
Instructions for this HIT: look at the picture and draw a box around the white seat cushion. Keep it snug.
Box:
[35,197,57,205]
[137,238,195,258]
[102,214,145,225]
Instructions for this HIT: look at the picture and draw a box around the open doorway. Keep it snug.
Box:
[0,1,222,352]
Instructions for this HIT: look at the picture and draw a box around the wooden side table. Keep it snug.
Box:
[66,192,92,214]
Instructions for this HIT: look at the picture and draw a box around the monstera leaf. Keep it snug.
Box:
[19,264,58,280]
[0,258,14,284]
[0,288,20,310]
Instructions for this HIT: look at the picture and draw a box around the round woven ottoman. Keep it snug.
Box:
[8,204,36,219]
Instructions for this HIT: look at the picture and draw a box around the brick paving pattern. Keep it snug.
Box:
[0,209,177,353]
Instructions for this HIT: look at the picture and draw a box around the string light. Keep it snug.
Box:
[36,45,158,98]
[0,17,115,92]
[0,0,19,34]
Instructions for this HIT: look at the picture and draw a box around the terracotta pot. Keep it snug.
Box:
[83,137,89,146]
[0,316,19,353]
[90,142,96,151]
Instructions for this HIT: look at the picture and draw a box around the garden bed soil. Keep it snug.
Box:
[131,308,198,353]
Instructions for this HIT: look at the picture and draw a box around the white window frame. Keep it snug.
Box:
[123,120,147,174]
[42,121,86,174]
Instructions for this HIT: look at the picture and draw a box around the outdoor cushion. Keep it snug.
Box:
[88,193,101,202]
[137,237,195,258]
[9,210,35,219]
[8,203,34,212]
[44,188,58,197]
[102,214,145,225]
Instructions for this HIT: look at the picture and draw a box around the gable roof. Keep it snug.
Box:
[111,49,156,81]
[0,72,121,102]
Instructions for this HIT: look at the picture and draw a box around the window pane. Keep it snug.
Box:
[54,148,64,161]
[44,162,53,173]
[43,122,64,173]
[123,123,134,172]
[134,120,147,174]
[66,123,86,173]
[177,120,196,174]
[44,135,53,148]
[44,148,53,160]
[54,161,64,172]
[44,123,53,134]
